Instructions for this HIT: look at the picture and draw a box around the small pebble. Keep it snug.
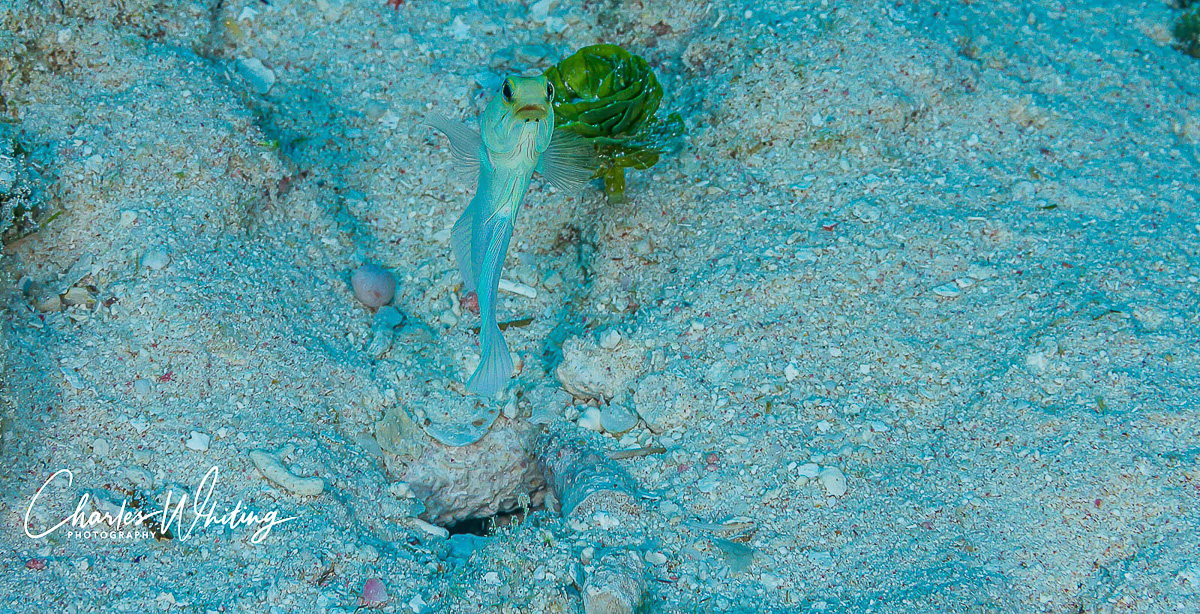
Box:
[645,551,668,565]
[809,551,835,567]
[850,200,881,223]
[761,572,783,590]
[599,329,622,349]
[696,475,720,494]
[351,264,396,308]
[388,481,413,499]
[124,467,154,490]
[129,416,150,433]
[784,363,799,382]
[818,466,848,497]
[91,438,110,457]
[600,405,638,434]
[61,286,91,306]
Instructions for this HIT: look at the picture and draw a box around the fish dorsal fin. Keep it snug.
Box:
[427,114,482,182]
[537,130,595,193]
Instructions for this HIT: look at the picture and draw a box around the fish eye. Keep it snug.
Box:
[546,82,554,100]
[502,80,514,103]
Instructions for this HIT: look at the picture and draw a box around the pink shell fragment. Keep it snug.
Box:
[357,577,389,607]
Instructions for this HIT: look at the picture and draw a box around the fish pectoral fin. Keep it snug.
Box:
[537,130,596,193]
[427,114,482,182]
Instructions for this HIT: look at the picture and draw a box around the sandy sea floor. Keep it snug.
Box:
[1,0,1199,612]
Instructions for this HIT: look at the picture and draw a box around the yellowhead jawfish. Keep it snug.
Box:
[430,75,592,396]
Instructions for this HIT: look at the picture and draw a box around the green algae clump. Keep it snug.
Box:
[1176,8,1200,58]
[544,44,684,202]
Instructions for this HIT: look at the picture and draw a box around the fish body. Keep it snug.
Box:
[431,75,592,396]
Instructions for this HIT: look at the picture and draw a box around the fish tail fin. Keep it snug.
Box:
[466,211,515,397]
[467,324,513,396]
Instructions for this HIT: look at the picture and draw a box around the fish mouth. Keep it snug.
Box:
[513,104,548,121]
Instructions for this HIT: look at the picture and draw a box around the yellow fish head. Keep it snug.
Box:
[481,75,555,155]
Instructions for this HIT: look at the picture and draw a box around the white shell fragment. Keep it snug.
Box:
[185,431,211,451]
[796,462,820,478]
[930,282,961,298]
[366,306,406,358]
[599,329,623,350]
[577,407,603,432]
[248,448,325,496]
[237,57,276,94]
[850,199,881,223]
[497,278,537,299]
[141,247,171,271]
[817,466,848,497]
[411,518,449,539]
[632,372,702,431]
